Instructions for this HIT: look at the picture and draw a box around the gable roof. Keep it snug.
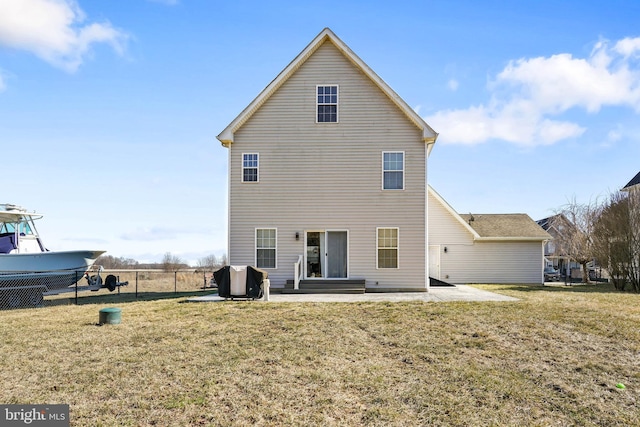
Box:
[429,186,550,241]
[537,214,576,241]
[217,28,438,152]
[536,215,554,231]
[622,171,640,191]
[428,186,480,239]
[460,213,551,241]
[537,214,566,233]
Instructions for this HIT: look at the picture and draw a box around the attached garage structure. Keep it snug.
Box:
[428,187,551,284]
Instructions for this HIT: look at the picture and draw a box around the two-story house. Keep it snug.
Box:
[217,28,549,291]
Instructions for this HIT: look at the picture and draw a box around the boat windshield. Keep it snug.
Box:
[0,218,36,236]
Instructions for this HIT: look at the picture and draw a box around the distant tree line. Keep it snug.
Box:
[95,252,228,273]
[95,255,140,269]
[551,189,640,292]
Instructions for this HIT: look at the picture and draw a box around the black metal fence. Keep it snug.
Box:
[0,269,217,310]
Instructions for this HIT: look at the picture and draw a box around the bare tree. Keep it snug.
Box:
[553,198,601,283]
[593,191,640,291]
[162,252,185,272]
[196,254,218,269]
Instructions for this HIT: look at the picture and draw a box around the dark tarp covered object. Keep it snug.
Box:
[214,265,267,299]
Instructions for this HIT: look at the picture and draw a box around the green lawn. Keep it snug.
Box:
[1,284,638,426]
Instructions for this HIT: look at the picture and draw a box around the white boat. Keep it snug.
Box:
[0,203,105,307]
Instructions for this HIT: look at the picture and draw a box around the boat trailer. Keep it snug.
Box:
[85,267,129,292]
[0,266,128,309]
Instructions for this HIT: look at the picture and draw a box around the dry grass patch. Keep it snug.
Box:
[1,284,639,426]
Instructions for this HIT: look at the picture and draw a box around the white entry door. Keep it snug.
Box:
[428,245,441,280]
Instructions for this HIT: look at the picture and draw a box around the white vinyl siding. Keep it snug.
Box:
[437,242,544,284]
[256,228,276,269]
[377,228,399,268]
[228,41,426,288]
[242,153,259,182]
[383,151,404,190]
[428,189,474,245]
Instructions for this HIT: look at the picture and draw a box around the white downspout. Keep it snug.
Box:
[227,145,231,266]
[425,142,430,291]
[425,138,437,291]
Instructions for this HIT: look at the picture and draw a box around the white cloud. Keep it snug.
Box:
[614,37,640,58]
[601,126,623,148]
[0,0,128,72]
[447,78,459,91]
[427,37,640,146]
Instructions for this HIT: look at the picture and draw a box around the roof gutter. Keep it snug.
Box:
[474,236,551,242]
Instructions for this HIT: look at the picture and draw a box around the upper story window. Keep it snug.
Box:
[382,152,404,190]
[317,85,338,123]
[242,153,259,182]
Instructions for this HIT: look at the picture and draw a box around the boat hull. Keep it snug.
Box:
[0,250,105,290]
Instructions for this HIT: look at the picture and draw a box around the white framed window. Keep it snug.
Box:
[377,227,399,269]
[242,153,259,182]
[256,228,276,269]
[382,151,404,190]
[317,85,338,123]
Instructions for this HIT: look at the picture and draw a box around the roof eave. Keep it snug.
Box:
[427,186,480,238]
[425,135,437,156]
[474,236,551,242]
[216,29,333,147]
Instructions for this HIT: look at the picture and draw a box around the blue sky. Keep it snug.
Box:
[1,0,640,264]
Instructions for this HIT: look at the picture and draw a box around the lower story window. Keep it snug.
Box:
[256,228,276,268]
[377,227,398,268]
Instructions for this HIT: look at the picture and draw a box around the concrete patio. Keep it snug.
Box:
[187,284,519,303]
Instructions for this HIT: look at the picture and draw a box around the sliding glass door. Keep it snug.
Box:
[305,230,348,279]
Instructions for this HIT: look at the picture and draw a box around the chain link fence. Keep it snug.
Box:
[0,268,218,310]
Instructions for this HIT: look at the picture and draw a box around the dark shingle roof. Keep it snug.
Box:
[623,171,640,190]
[460,213,551,239]
[536,216,552,230]
[536,214,565,232]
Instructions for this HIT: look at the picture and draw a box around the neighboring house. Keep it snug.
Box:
[537,214,567,261]
[536,214,579,277]
[429,187,551,284]
[217,28,549,291]
[622,171,640,193]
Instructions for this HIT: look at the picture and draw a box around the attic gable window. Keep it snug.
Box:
[317,85,338,122]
